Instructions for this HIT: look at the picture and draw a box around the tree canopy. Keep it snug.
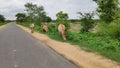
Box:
[78,12,95,32]
[93,0,119,23]
[16,13,26,22]
[24,3,51,25]
[0,14,5,22]
[56,11,70,30]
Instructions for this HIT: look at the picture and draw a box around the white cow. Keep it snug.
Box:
[41,25,49,32]
[30,23,34,33]
[58,24,66,40]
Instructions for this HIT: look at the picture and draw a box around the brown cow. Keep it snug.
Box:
[41,24,49,32]
[30,23,34,33]
[58,24,66,40]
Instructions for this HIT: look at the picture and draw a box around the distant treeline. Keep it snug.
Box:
[51,19,80,23]
[51,19,100,23]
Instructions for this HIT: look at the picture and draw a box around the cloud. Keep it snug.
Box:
[0,0,98,20]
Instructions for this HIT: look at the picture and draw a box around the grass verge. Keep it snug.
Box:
[18,22,120,63]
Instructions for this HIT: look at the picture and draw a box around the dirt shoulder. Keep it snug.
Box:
[17,24,120,68]
[0,24,7,29]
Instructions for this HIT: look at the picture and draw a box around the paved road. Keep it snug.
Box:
[0,23,78,68]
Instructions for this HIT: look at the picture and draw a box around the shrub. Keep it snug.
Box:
[98,22,120,40]
[77,12,95,32]
[56,11,70,30]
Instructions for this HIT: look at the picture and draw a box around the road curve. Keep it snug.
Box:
[0,23,78,68]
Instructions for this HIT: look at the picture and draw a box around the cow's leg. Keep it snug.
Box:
[30,27,32,33]
[32,27,34,33]
[61,31,66,40]
[31,27,34,33]
[63,34,66,40]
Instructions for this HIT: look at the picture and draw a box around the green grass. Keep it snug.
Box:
[67,32,120,63]
[18,22,120,63]
[0,22,7,26]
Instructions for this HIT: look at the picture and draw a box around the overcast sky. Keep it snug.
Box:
[0,0,98,20]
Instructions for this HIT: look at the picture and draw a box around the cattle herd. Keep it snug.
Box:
[30,23,66,40]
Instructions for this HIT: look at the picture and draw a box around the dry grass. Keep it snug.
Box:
[70,23,100,33]
[70,23,82,33]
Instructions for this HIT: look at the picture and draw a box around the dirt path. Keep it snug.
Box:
[17,24,120,68]
[0,24,7,29]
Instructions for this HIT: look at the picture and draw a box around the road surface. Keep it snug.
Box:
[0,23,78,68]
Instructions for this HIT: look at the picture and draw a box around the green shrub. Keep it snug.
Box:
[78,12,95,32]
[98,22,120,40]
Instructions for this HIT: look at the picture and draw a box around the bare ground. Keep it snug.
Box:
[17,24,120,68]
[0,24,7,29]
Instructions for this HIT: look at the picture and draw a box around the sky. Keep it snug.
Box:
[0,0,98,20]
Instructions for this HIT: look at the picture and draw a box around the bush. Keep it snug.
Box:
[78,12,95,32]
[98,22,120,40]
[56,11,70,30]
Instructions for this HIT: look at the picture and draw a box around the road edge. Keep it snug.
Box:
[0,23,8,30]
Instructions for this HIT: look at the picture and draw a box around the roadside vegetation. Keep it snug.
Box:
[0,14,7,26]
[17,0,120,63]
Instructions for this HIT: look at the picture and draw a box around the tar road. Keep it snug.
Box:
[0,23,78,68]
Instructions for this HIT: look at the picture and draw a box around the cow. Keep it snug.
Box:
[41,24,49,32]
[58,24,66,40]
[30,23,34,33]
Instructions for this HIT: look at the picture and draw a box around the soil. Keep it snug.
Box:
[0,24,6,29]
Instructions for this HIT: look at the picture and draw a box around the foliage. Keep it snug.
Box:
[5,20,14,23]
[113,8,120,24]
[98,8,120,40]
[98,21,120,40]
[25,3,37,22]
[93,0,119,23]
[43,16,52,22]
[0,14,5,22]
[67,31,120,62]
[24,3,51,25]
[77,12,95,32]
[56,11,69,21]
[19,22,120,62]
[15,13,26,22]
[18,1,120,63]
[56,11,70,30]
[0,22,7,26]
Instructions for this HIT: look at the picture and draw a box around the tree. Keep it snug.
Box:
[15,13,26,22]
[56,11,70,30]
[43,16,52,22]
[93,0,119,23]
[25,3,37,23]
[34,6,47,25]
[78,12,95,32]
[25,3,48,25]
[0,14,5,22]
[113,7,120,24]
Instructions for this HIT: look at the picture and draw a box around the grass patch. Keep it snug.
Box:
[0,22,7,26]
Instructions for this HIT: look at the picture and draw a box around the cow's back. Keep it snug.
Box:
[41,25,49,32]
[58,24,65,32]
[30,23,34,28]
